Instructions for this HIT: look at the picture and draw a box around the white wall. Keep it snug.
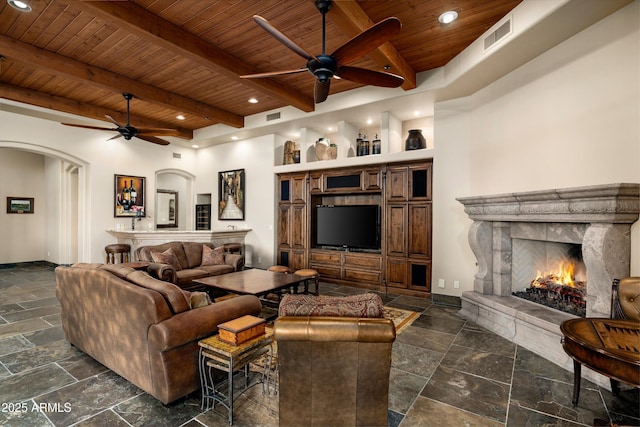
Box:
[0,111,198,264]
[0,149,46,263]
[432,1,640,296]
[195,135,277,269]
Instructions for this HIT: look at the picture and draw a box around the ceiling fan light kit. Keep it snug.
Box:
[240,0,404,104]
[61,93,177,146]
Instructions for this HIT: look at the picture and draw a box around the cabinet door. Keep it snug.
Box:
[386,204,407,256]
[290,174,307,204]
[277,205,292,247]
[386,167,408,201]
[408,204,431,258]
[363,168,383,191]
[408,163,432,201]
[386,257,407,289]
[408,260,431,292]
[291,204,307,249]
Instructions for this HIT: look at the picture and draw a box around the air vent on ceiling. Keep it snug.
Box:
[172,152,181,159]
[266,112,281,121]
[484,17,512,51]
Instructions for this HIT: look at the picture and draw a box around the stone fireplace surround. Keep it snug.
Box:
[456,183,639,388]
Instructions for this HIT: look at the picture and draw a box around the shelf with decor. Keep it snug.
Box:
[274,112,433,171]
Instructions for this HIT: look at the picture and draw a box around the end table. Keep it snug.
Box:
[198,330,274,425]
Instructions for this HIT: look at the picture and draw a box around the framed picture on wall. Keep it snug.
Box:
[6,197,34,214]
[114,175,145,217]
[218,169,245,220]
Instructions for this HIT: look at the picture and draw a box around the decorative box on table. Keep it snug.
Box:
[218,315,266,346]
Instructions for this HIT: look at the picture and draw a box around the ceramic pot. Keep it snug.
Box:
[405,129,426,150]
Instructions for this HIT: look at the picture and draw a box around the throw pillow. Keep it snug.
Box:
[189,291,212,309]
[201,244,225,266]
[150,248,182,271]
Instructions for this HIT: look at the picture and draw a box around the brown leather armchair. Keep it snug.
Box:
[611,277,640,320]
[274,316,396,427]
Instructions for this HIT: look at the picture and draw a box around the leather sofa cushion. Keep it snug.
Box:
[139,242,190,269]
[123,270,191,314]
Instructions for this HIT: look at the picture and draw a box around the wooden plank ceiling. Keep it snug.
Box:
[0,0,522,141]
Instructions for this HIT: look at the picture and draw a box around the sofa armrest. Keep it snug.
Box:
[224,253,245,271]
[148,295,261,351]
[146,263,177,284]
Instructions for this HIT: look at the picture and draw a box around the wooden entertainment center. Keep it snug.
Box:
[277,159,432,297]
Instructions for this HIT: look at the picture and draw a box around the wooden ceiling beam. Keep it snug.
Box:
[0,34,243,128]
[327,1,416,90]
[0,82,193,139]
[71,0,315,113]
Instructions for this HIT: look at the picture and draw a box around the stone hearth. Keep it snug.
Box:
[456,183,639,388]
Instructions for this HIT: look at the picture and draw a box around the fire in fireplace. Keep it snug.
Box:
[513,260,586,317]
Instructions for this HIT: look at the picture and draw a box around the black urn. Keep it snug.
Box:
[405,129,426,150]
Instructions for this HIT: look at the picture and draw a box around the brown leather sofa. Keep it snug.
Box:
[135,242,244,290]
[55,263,261,404]
[274,316,396,427]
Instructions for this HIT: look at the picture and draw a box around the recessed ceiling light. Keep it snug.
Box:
[231,136,239,140]
[176,114,185,120]
[366,118,373,125]
[191,144,199,149]
[7,0,31,12]
[414,110,420,117]
[327,126,333,132]
[438,10,458,24]
[248,98,258,104]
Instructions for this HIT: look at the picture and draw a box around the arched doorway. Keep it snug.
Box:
[155,169,195,230]
[0,141,89,264]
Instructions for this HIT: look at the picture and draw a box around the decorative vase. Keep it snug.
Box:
[315,138,330,160]
[293,150,300,163]
[283,140,295,165]
[405,129,426,151]
[327,144,337,160]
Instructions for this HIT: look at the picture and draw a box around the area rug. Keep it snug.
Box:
[382,306,420,335]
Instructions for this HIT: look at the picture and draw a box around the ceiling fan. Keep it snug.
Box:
[240,0,404,103]
[61,93,178,146]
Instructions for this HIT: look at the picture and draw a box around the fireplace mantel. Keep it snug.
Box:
[456,183,639,388]
[457,183,640,224]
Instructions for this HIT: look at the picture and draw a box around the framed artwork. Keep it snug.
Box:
[6,197,34,214]
[114,174,145,217]
[218,169,245,220]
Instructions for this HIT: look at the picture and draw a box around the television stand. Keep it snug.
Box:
[309,247,383,290]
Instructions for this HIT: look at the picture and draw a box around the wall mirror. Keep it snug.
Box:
[156,189,178,228]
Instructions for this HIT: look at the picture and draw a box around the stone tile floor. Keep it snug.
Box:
[0,264,638,426]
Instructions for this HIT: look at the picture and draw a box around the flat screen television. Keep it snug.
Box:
[315,205,380,250]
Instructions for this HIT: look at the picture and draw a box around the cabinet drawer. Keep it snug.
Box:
[310,264,341,279]
[310,251,341,264]
[343,253,382,270]
[343,268,380,283]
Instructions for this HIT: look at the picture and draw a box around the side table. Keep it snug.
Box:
[198,331,274,425]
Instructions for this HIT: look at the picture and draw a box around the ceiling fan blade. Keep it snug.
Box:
[253,15,318,62]
[107,134,123,141]
[314,80,331,103]
[240,68,308,79]
[332,17,402,66]
[105,114,123,127]
[136,135,170,146]
[61,123,118,132]
[137,128,180,137]
[337,66,404,88]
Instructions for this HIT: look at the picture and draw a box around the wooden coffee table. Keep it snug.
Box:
[193,269,306,300]
[560,318,640,404]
